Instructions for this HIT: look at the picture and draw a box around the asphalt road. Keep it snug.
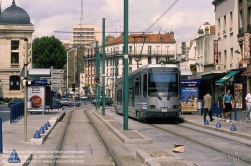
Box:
[0,103,9,123]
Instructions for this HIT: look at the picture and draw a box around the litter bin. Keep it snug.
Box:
[197,100,203,115]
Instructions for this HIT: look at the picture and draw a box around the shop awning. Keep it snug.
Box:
[215,70,241,85]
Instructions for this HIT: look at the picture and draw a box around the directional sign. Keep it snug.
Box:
[51,84,64,87]
[50,79,63,84]
[51,74,64,79]
[51,69,64,74]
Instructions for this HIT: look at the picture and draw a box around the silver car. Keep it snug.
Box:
[60,98,73,107]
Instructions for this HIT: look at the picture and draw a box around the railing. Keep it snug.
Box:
[10,101,24,124]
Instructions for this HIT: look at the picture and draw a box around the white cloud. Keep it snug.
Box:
[1,0,215,42]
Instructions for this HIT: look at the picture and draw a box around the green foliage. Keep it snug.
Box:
[32,35,66,69]
[4,97,11,103]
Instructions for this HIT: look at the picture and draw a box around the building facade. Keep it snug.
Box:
[0,1,34,99]
[71,24,101,47]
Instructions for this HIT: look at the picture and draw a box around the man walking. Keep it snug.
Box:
[218,91,225,119]
[223,89,234,122]
[245,90,251,120]
[203,90,214,122]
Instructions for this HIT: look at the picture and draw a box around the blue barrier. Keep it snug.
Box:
[0,118,2,153]
[10,101,24,124]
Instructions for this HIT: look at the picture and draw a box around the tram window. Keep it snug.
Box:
[143,74,147,97]
[129,87,134,106]
[135,77,140,95]
[117,90,122,105]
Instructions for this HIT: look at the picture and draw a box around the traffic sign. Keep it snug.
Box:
[51,74,63,79]
[51,84,64,87]
[51,69,64,74]
[51,79,63,84]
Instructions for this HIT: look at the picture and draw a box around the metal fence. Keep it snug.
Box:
[10,101,24,124]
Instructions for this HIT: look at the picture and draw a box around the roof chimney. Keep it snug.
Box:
[205,27,209,35]
[120,32,124,40]
[170,31,174,39]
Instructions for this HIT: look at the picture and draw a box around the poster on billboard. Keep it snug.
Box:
[28,86,45,112]
[234,83,242,109]
[180,87,199,112]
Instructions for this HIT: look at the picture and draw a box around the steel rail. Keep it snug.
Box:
[51,110,73,166]
[85,110,120,166]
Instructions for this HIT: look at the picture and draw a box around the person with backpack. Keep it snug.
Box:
[223,89,234,122]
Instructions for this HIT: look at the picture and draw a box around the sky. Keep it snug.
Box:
[2,0,215,43]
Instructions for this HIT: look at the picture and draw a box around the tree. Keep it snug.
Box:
[32,36,66,69]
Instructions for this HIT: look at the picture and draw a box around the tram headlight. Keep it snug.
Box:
[148,105,155,109]
[173,105,179,109]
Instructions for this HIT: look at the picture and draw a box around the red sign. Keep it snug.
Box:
[244,33,250,63]
[214,40,218,64]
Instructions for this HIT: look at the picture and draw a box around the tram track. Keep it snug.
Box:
[50,109,119,166]
[150,121,251,165]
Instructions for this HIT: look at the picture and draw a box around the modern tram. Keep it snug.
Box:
[114,64,181,121]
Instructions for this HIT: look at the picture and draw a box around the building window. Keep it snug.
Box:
[156,57,160,64]
[148,46,152,54]
[230,11,233,28]
[9,75,20,90]
[129,67,132,73]
[218,18,221,32]
[148,57,152,64]
[11,41,19,50]
[129,46,132,53]
[224,15,226,30]
[129,57,132,64]
[239,11,243,28]
[11,52,19,64]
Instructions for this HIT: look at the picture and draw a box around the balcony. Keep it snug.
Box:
[248,24,251,33]
[238,27,244,37]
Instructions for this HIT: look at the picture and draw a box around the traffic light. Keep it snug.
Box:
[72,84,75,92]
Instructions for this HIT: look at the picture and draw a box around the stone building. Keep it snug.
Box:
[0,0,34,99]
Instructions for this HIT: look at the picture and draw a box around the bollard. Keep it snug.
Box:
[0,118,2,153]
[8,149,21,163]
[46,121,51,127]
[204,120,209,125]
[43,123,48,130]
[39,126,45,134]
[216,121,221,128]
[230,124,237,131]
[33,130,41,138]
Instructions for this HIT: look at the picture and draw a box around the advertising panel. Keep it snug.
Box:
[180,87,199,112]
[234,83,242,109]
[28,86,45,112]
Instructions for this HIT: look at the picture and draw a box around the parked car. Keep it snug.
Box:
[60,98,73,107]
[92,96,113,106]
[8,98,23,108]
[60,98,81,107]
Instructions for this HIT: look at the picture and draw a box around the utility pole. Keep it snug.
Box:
[123,0,129,130]
[23,38,29,142]
[96,41,100,109]
[102,18,106,115]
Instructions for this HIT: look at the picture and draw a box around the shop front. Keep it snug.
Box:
[215,70,245,110]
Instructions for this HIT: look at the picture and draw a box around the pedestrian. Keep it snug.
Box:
[190,93,195,106]
[217,91,225,119]
[203,90,214,122]
[245,90,251,120]
[223,89,234,122]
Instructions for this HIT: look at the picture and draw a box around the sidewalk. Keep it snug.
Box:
[181,112,251,140]
[0,108,66,166]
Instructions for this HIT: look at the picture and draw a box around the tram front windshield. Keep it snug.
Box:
[148,68,178,97]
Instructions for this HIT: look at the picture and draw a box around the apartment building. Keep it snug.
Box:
[71,24,101,46]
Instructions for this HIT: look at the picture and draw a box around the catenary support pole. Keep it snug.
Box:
[24,38,28,142]
[102,18,106,115]
[123,0,129,130]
